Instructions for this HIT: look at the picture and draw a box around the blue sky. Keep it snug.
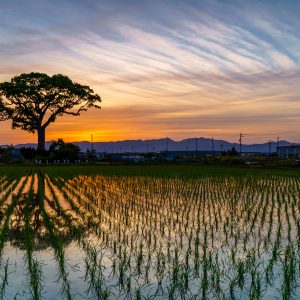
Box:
[0,0,300,144]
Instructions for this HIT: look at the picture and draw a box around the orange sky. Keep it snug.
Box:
[1,0,300,145]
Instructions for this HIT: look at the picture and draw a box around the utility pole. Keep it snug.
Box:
[268,140,273,156]
[239,133,244,155]
[276,136,280,156]
[91,134,94,152]
[211,137,215,156]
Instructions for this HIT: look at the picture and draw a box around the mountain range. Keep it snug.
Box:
[7,137,295,153]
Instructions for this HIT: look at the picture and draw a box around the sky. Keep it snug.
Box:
[0,0,300,144]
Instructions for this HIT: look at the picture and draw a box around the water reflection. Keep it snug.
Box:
[6,192,84,251]
[0,176,89,299]
[1,172,300,299]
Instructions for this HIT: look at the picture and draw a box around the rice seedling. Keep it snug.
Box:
[0,259,9,300]
[22,171,43,300]
[1,165,300,298]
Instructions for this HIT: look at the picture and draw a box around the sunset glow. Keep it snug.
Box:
[1,0,299,145]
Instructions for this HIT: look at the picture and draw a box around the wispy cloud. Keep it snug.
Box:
[0,0,299,144]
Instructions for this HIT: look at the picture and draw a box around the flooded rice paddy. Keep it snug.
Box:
[0,167,300,299]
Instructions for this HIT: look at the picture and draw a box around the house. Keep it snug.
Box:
[277,145,300,157]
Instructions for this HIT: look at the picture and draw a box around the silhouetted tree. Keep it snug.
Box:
[86,148,98,161]
[0,73,101,152]
[49,139,80,161]
[0,146,12,162]
[228,146,238,156]
[20,147,36,161]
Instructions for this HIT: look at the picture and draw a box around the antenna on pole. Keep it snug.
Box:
[239,133,244,155]
[211,137,215,156]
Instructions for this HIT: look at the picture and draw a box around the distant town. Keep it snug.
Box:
[1,137,300,166]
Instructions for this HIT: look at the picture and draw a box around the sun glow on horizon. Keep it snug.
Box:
[0,0,300,145]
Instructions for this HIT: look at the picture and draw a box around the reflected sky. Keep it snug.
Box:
[1,170,300,298]
[0,0,299,144]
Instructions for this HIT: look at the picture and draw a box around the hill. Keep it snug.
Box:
[7,137,293,153]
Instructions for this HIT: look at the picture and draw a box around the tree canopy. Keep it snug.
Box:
[0,72,101,151]
[49,139,80,161]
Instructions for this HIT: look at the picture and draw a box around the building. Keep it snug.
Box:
[277,145,300,157]
[112,155,145,162]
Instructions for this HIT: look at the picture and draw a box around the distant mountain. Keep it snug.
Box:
[6,137,295,153]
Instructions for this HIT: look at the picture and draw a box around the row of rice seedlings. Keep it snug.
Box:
[0,174,30,258]
[62,173,300,298]
[0,259,9,300]
[3,167,300,299]
[84,246,111,299]
[44,175,112,299]
[0,178,19,228]
[282,244,297,300]
[77,175,296,294]
[0,172,25,208]
[0,177,11,200]
[48,176,104,238]
[35,169,72,300]
[47,173,118,299]
[0,173,31,299]
[48,176,142,297]
[66,176,223,297]
[23,170,43,300]
[77,176,217,292]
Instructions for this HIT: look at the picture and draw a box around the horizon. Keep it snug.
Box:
[2,136,295,147]
[1,0,300,144]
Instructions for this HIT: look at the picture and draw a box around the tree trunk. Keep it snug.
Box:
[37,127,45,152]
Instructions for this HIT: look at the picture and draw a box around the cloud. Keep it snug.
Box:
[0,0,299,143]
